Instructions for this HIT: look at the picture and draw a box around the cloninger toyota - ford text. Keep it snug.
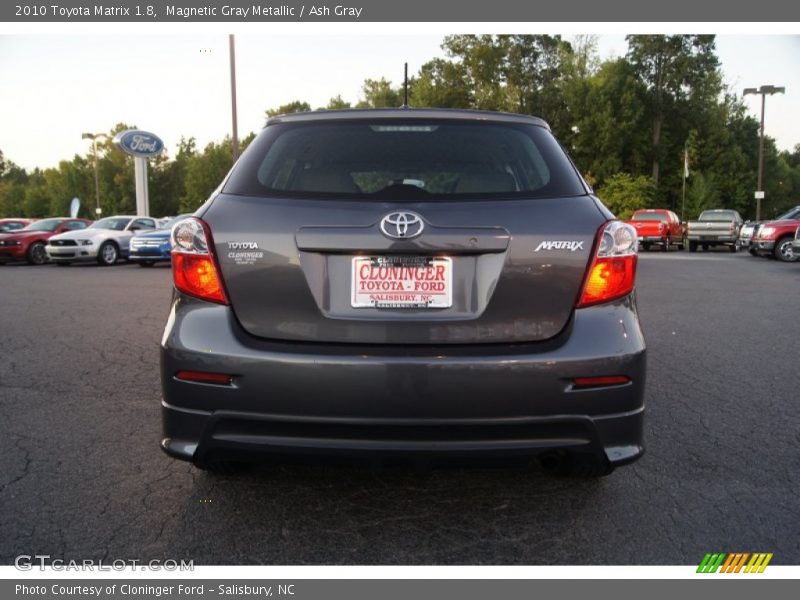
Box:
[160,109,646,477]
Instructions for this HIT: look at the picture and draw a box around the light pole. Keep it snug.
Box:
[81,132,109,217]
[229,34,240,161]
[743,85,785,221]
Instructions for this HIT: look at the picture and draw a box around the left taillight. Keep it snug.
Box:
[577,220,638,308]
[171,217,228,305]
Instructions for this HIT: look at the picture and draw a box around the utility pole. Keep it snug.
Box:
[743,85,785,221]
[81,132,108,217]
[229,34,240,161]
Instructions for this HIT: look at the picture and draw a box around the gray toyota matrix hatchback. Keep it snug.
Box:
[161,109,645,476]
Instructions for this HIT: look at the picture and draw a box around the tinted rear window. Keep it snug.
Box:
[224,119,586,200]
[632,213,667,222]
[699,211,737,222]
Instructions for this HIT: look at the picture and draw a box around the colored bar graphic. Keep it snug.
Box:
[698,552,772,573]
[697,553,727,573]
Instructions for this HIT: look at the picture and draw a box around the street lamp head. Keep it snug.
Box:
[743,87,758,96]
[81,133,95,140]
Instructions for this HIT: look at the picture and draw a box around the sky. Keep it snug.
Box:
[0,34,798,171]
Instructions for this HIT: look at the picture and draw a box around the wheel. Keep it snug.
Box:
[773,237,797,262]
[26,241,47,265]
[748,248,758,256]
[678,239,685,250]
[689,241,697,252]
[137,260,155,267]
[662,236,670,252]
[97,241,119,266]
[702,244,709,251]
[56,262,72,266]
[642,243,650,252]
[728,244,737,253]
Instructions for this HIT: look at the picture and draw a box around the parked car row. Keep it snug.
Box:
[0,214,187,266]
[625,205,799,262]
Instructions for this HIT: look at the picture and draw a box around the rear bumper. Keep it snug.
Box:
[160,294,647,467]
[687,234,737,244]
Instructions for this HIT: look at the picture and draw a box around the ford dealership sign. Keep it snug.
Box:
[114,130,164,157]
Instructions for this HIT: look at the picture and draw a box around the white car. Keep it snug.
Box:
[46,215,158,266]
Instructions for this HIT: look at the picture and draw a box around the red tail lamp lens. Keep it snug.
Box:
[173,253,227,304]
[175,370,233,385]
[578,255,637,307]
[577,220,638,308]
[573,375,631,389]
[170,217,228,305]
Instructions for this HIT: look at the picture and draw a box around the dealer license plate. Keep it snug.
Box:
[351,256,452,308]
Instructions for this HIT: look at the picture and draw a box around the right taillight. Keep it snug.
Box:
[577,220,638,308]
[171,217,228,305]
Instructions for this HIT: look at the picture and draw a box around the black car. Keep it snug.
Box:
[160,109,646,477]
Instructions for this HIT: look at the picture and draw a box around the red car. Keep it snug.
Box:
[0,217,93,265]
[750,218,800,262]
[626,209,685,251]
[0,218,34,233]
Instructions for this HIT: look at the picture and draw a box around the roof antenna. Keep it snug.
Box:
[402,62,409,108]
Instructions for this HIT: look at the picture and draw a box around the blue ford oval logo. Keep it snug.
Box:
[113,130,164,157]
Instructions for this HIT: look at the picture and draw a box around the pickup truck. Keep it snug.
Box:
[750,217,800,262]
[744,205,800,255]
[626,208,685,251]
[686,209,743,252]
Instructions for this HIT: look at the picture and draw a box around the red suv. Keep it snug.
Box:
[626,209,685,251]
[0,217,93,265]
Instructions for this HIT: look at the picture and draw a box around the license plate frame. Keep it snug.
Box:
[351,256,453,309]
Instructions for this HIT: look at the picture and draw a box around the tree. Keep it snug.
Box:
[356,78,402,108]
[180,138,234,212]
[626,35,721,189]
[568,59,650,185]
[323,95,351,110]
[684,171,721,219]
[410,58,472,108]
[266,101,311,118]
[596,173,656,219]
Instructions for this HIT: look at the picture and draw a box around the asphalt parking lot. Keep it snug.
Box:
[1,251,798,565]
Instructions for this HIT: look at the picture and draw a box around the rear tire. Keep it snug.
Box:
[702,244,709,251]
[748,248,758,256]
[774,237,797,262]
[662,236,670,252]
[689,241,697,252]
[728,244,737,253]
[26,241,47,265]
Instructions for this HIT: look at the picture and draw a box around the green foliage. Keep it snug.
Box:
[683,171,721,219]
[323,95,351,110]
[596,173,656,219]
[179,138,235,212]
[356,78,403,108]
[265,101,312,118]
